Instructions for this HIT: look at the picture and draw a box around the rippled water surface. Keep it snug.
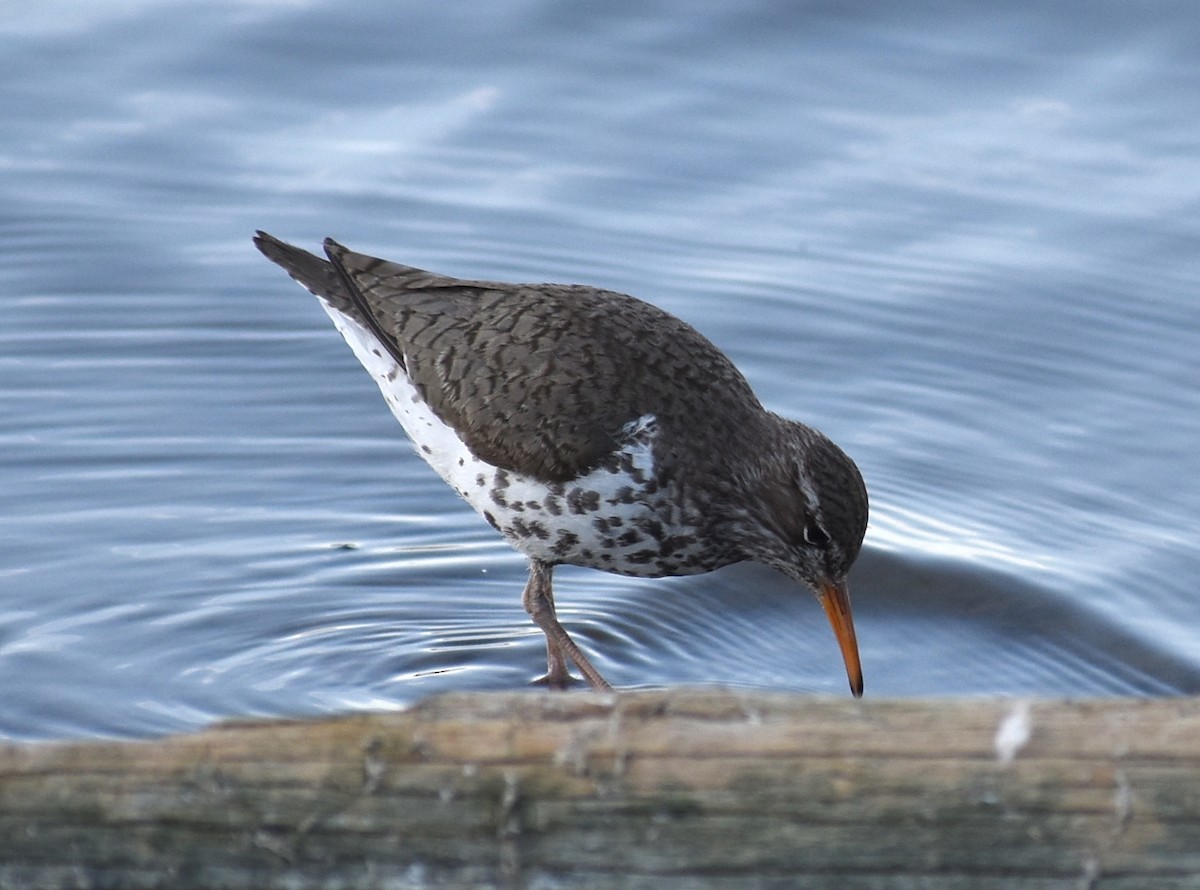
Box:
[3,1,1199,738]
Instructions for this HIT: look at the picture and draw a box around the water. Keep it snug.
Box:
[2,0,1198,739]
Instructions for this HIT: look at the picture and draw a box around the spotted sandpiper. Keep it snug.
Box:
[254,232,869,696]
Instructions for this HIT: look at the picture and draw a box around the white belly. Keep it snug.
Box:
[318,303,704,575]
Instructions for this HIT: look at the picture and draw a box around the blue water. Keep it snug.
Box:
[2,0,1199,739]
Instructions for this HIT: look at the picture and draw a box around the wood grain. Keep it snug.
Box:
[3,690,1199,889]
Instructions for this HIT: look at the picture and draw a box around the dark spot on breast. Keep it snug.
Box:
[483,511,499,530]
[659,535,696,556]
[421,445,433,455]
[509,518,528,538]
[609,486,638,506]
[625,549,657,564]
[623,464,647,485]
[567,489,601,514]
[667,537,696,556]
[551,530,580,557]
[544,496,563,516]
[636,519,665,541]
[615,529,642,547]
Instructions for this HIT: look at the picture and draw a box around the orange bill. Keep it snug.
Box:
[819,578,863,698]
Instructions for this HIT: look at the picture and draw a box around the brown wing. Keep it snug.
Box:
[255,232,762,483]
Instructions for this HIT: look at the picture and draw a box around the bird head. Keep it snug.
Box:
[751,421,869,697]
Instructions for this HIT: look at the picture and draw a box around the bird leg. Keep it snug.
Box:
[522,560,613,691]
[536,581,573,690]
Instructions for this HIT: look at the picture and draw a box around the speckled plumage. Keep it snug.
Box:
[254,231,869,695]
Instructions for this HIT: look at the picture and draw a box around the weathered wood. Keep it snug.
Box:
[2,690,1199,889]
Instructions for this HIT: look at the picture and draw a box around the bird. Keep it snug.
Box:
[253,232,869,696]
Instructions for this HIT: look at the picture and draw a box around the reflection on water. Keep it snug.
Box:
[2,0,1199,738]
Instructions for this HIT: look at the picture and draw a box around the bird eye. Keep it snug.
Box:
[803,522,829,548]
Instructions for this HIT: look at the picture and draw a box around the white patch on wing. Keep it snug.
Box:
[616,413,656,475]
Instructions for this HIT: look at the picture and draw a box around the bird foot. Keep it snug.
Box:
[531,669,584,690]
[523,559,615,692]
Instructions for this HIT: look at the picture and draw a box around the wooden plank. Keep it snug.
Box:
[2,690,1199,889]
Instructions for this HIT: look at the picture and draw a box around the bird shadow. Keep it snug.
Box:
[558,546,1200,697]
[855,545,1200,694]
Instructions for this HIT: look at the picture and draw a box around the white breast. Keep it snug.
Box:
[318,300,705,576]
